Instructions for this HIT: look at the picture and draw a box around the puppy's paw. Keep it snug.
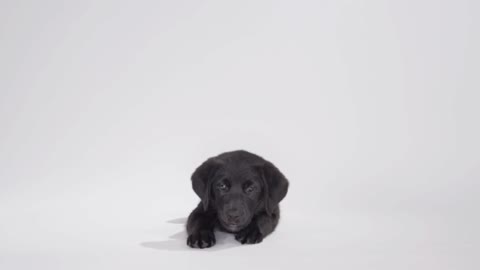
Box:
[187,230,216,248]
[235,225,263,244]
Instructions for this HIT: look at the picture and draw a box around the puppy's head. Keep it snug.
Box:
[191,150,289,232]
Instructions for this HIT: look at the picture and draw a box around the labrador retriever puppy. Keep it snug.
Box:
[186,150,289,248]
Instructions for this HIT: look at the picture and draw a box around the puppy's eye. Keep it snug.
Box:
[217,183,228,191]
[245,185,255,193]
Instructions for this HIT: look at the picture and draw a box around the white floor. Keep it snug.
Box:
[1,199,478,269]
[1,0,479,269]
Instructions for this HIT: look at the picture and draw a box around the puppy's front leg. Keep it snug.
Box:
[186,203,217,248]
[235,209,280,244]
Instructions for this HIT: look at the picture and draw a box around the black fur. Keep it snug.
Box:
[187,150,289,248]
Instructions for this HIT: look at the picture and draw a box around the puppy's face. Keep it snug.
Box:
[211,167,263,232]
[191,150,289,234]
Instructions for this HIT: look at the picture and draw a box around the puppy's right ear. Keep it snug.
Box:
[191,158,222,211]
[256,162,289,216]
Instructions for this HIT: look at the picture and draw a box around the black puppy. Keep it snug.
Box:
[186,150,289,248]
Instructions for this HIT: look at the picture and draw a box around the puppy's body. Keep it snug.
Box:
[186,150,289,248]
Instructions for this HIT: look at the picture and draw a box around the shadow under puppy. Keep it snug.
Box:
[187,150,289,248]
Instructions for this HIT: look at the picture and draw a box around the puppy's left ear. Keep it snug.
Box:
[256,162,289,216]
[191,158,222,211]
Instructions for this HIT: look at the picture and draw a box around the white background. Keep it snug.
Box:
[1,0,479,269]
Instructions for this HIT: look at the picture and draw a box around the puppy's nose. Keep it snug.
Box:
[226,208,244,223]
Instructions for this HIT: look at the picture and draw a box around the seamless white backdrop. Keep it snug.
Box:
[1,1,479,269]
